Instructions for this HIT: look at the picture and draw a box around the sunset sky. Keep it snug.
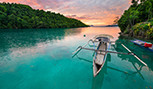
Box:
[0,0,131,25]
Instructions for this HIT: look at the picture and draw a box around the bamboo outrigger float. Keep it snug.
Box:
[72,34,147,77]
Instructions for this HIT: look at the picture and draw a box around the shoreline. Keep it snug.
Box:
[119,32,153,40]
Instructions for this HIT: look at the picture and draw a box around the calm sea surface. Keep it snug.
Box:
[0,27,153,89]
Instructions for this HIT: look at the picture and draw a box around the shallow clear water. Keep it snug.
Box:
[0,27,153,89]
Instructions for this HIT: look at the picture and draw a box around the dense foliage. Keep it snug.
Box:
[0,3,88,29]
[118,0,153,39]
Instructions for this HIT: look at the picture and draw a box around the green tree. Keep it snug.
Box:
[113,16,119,25]
[0,5,7,12]
[0,3,88,29]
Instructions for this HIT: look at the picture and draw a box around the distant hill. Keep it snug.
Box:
[0,3,88,29]
[93,25,118,27]
[105,25,118,27]
[89,25,94,27]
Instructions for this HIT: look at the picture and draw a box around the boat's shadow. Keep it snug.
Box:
[74,53,110,89]
[74,48,144,89]
[91,53,110,89]
[76,53,111,89]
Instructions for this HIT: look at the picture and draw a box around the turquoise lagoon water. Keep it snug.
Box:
[0,27,153,89]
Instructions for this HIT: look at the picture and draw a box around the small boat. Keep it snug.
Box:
[72,34,148,77]
[92,35,112,77]
[131,39,153,52]
[73,34,113,77]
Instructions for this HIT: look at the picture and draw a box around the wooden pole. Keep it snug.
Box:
[121,44,147,66]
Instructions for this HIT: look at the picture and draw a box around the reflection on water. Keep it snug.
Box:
[0,28,82,51]
[115,38,153,72]
[0,28,82,66]
[0,27,153,89]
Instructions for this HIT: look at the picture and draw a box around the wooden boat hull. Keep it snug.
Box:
[93,42,108,77]
[93,57,106,77]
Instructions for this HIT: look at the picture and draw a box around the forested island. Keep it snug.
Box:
[0,3,88,29]
[118,0,153,39]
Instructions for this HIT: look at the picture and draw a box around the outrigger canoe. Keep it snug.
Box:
[92,35,112,77]
[131,39,153,52]
[73,34,113,77]
[72,34,148,77]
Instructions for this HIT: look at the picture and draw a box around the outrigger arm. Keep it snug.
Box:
[72,43,148,67]
[72,45,133,58]
[81,47,133,55]
[121,44,147,66]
